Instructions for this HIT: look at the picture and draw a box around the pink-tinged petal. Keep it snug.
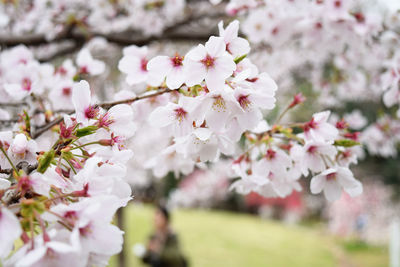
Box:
[30,172,51,197]
[184,61,207,87]
[217,134,235,155]
[223,20,240,43]
[253,158,270,176]
[0,178,10,190]
[206,105,230,132]
[166,66,185,89]
[193,127,212,141]
[76,48,91,67]
[236,108,262,131]
[228,37,250,57]
[83,223,123,255]
[313,110,331,123]
[0,208,22,259]
[213,55,236,78]
[147,55,172,82]
[47,241,77,254]
[72,80,91,115]
[383,87,398,107]
[336,167,356,186]
[108,104,136,138]
[15,246,47,266]
[118,56,140,74]
[316,123,339,141]
[218,21,225,36]
[251,174,269,186]
[305,151,325,172]
[318,144,337,157]
[249,93,276,109]
[4,83,28,101]
[205,36,226,58]
[324,180,342,201]
[344,180,363,197]
[310,174,326,194]
[122,45,148,57]
[126,70,148,85]
[147,70,165,87]
[148,105,175,128]
[205,70,226,91]
[255,73,278,94]
[185,44,207,61]
[226,118,243,142]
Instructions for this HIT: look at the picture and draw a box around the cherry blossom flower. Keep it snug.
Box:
[303,111,339,142]
[218,20,250,57]
[310,166,363,201]
[118,45,151,85]
[148,96,196,137]
[98,104,136,138]
[72,80,99,126]
[147,53,186,89]
[9,133,38,165]
[184,36,236,91]
[76,48,105,76]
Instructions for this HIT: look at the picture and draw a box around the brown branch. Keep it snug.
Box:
[99,88,178,109]
[32,88,178,139]
[32,116,66,139]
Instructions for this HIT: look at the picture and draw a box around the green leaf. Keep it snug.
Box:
[334,139,360,147]
[37,149,55,174]
[75,126,98,137]
[234,54,247,64]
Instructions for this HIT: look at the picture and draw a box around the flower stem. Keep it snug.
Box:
[0,147,18,174]
[275,104,291,125]
[71,141,100,151]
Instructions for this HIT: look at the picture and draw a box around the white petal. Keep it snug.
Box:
[147,56,172,85]
[72,80,91,116]
[184,61,207,86]
[0,178,10,190]
[324,180,342,202]
[223,20,240,43]
[166,66,185,89]
[148,105,175,128]
[185,44,207,61]
[205,36,226,58]
[193,128,212,141]
[229,37,250,57]
[310,174,326,194]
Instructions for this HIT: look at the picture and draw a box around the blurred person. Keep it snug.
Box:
[134,205,188,267]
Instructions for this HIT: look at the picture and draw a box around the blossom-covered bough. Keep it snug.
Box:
[0,0,398,266]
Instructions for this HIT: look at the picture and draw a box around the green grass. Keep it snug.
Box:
[340,240,388,267]
[108,204,389,267]
[112,204,341,267]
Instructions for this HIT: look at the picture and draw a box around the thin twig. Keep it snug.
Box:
[100,88,178,109]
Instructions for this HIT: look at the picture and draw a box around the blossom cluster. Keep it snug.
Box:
[0,17,365,266]
[0,78,136,265]
[0,0,185,39]
[210,0,400,158]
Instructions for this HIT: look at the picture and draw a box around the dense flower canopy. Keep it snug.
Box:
[0,0,399,266]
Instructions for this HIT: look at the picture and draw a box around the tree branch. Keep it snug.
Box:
[32,88,178,139]
[99,88,178,109]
